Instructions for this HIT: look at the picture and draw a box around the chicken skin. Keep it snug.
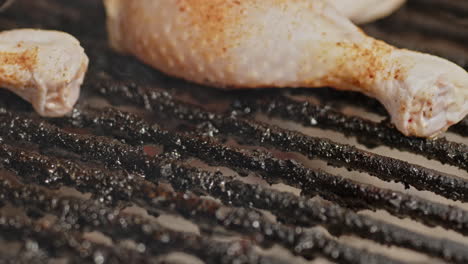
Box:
[0,29,88,117]
[104,0,467,138]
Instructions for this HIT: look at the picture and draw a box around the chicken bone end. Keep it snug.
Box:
[0,29,89,117]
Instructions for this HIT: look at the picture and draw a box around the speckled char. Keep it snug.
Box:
[103,0,468,138]
[97,82,467,177]
[0,181,288,264]
[0,216,152,264]
[1,112,468,263]
[0,29,88,117]
[48,106,468,234]
[0,160,399,264]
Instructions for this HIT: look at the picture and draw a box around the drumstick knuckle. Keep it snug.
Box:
[0,29,88,117]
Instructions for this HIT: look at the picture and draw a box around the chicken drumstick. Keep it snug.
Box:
[104,0,467,137]
[0,29,88,117]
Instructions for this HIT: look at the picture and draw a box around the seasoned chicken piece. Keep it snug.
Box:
[0,29,88,117]
[103,0,468,138]
[331,0,406,24]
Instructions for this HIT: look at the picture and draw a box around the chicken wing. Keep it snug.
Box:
[0,29,88,117]
[103,0,467,138]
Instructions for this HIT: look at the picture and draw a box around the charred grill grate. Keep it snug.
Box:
[0,0,467,263]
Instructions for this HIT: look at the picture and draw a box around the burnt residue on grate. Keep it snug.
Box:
[0,181,292,264]
[40,106,468,235]
[97,84,468,197]
[0,161,404,264]
[1,112,468,263]
[0,0,468,264]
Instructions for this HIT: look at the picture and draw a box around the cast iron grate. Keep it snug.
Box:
[0,0,467,263]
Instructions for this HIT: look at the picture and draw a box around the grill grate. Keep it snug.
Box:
[95,83,468,197]
[0,160,400,264]
[0,0,467,263]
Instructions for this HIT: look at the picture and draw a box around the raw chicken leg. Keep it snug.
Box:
[103,0,468,138]
[0,29,88,117]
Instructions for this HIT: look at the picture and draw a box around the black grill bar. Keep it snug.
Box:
[96,84,468,200]
[0,181,289,264]
[245,95,468,170]
[0,176,405,264]
[48,106,468,236]
[0,144,405,264]
[1,113,468,263]
[100,81,468,170]
[0,212,151,264]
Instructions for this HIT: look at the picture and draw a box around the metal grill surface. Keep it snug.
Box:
[0,0,467,263]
